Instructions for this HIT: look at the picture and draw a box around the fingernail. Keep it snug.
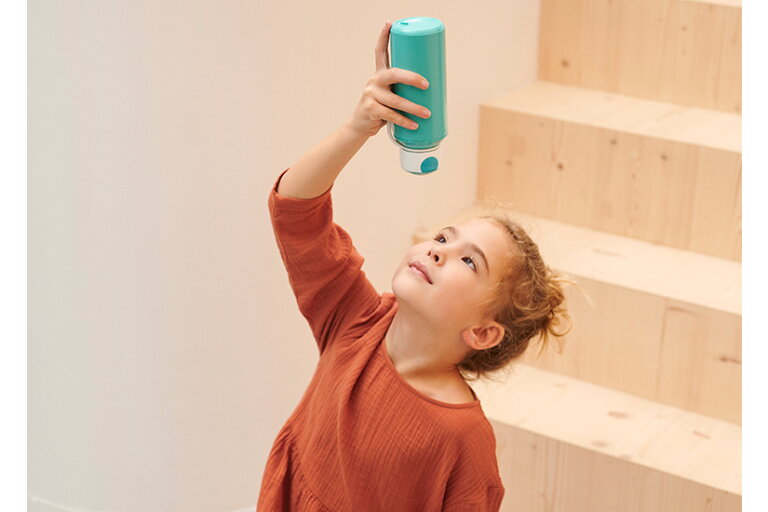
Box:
[422,80,429,88]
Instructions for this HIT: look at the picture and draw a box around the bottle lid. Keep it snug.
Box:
[399,145,441,175]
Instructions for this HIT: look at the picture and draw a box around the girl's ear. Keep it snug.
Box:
[462,322,504,351]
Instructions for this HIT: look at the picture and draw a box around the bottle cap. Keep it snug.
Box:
[387,121,442,175]
[399,145,441,175]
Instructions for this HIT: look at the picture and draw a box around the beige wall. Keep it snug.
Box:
[28,1,540,510]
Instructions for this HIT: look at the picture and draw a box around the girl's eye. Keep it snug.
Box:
[433,233,477,272]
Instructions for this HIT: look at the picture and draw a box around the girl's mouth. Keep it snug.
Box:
[409,265,432,284]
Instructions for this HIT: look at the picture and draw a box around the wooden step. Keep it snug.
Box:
[413,210,741,423]
[538,0,741,112]
[471,364,741,511]
[477,80,742,261]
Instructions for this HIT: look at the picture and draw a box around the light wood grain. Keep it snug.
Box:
[471,364,741,508]
[684,0,741,10]
[467,1,743,507]
[538,0,741,113]
[481,81,740,152]
[478,81,742,261]
[490,420,741,511]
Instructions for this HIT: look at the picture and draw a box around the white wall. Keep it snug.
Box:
[28,1,540,510]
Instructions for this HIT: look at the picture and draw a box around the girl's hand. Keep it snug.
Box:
[347,21,432,138]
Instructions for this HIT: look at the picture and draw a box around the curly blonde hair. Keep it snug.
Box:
[422,199,580,384]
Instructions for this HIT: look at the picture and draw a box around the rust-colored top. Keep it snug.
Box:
[257,169,505,511]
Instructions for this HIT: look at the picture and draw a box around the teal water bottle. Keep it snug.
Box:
[388,17,447,175]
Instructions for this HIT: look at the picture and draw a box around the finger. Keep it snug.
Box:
[375,88,432,119]
[375,21,391,71]
[376,104,419,130]
[380,67,429,89]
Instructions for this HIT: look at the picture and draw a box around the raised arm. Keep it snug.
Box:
[277,20,431,199]
[276,123,369,199]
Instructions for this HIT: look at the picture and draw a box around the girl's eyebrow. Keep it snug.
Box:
[442,226,489,274]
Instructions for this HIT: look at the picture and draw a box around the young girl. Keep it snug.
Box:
[257,21,571,512]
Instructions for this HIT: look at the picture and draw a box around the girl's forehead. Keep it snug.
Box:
[457,217,493,228]
[457,218,519,259]
[456,217,506,237]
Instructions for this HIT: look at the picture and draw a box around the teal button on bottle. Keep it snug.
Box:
[420,156,439,174]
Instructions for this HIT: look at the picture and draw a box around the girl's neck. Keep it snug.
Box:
[383,308,467,383]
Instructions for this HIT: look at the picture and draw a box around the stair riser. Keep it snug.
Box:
[539,0,741,113]
[520,276,741,424]
[493,424,741,512]
[478,107,742,261]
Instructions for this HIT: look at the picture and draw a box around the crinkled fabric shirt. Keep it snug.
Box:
[256,168,505,511]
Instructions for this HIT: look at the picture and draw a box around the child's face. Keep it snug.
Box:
[391,217,516,328]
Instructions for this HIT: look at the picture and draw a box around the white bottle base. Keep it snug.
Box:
[387,121,443,174]
[399,146,441,175]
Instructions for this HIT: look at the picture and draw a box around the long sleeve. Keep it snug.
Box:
[267,168,381,354]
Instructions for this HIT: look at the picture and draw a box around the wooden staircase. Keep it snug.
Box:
[417,0,741,509]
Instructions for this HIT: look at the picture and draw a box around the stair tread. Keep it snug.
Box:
[482,81,741,153]
[473,363,741,494]
[510,212,741,315]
